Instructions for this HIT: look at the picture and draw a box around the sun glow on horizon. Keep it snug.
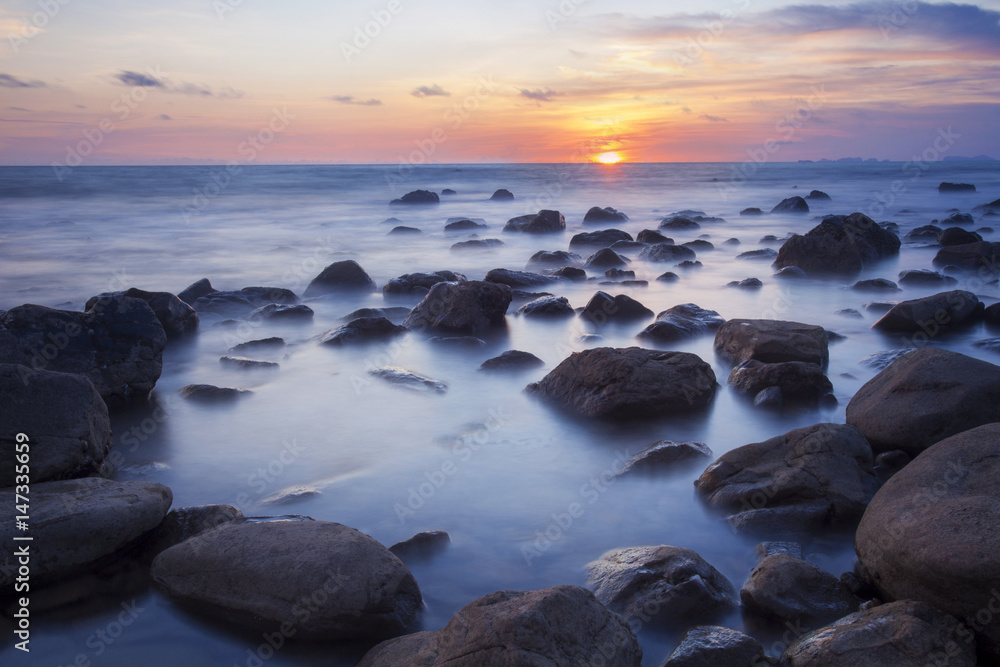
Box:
[596,152,622,164]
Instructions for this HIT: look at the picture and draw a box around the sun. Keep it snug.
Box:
[596,152,622,164]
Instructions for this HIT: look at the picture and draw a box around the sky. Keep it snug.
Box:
[0,0,998,164]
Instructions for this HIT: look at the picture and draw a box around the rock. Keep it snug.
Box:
[660,216,701,230]
[663,625,766,667]
[0,478,171,586]
[846,347,1000,455]
[580,292,653,325]
[489,188,514,200]
[511,289,552,302]
[219,356,279,370]
[856,424,1000,661]
[0,364,111,486]
[86,288,197,338]
[383,270,466,296]
[727,360,832,401]
[939,182,976,193]
[403,281,511,334]
[987,302,1000,325]
[0,297,167,403]
[440,188,456,195]
[605,268,635,279]
[369,367,447,394]
[248,303,314,322]
[450,239,504,251]
[427,336,485,347]
[390,189,439,205]
[836,308,863,319]
[584,248,630,269]
[943,212,975,226]
[526,347,716,419]
[938,227,982,246]
[807,189,832,200]
[905,224,943,241]
[974,197,1000,212]
[303,260,376,296]
[932,241,1000,271]
[638,303,724,342]
[857,348,914,370]
[896,269,957,285]
[584,206,629,223]
[864,301,896,314]
[782,600,976,667]
[976,337,1000,353]
[389,226,421,235]
[320,317,407,345]
[638,229,672,244]
[683,239,715,251]
[754,386,783,408]
[677,260,702,269]
[639,244,697,263]
[479,350,544,371]
[178,278,215,305]
[503,209,565,233]
[740,207,764,216]
[549,266,587,281]
[570,228,633,248]
[526,250,581,269]
[616,441,713,477]
[872,290,982,333]
[389,530,450,561]
[775,213,901,275]
[727,278,763,289]
[141,504,244,558]
[736,249,776,262]
[357,586,641,667]
[851,278,900,292]
[151,520,421,640]
[484,268,555,289]
[444,219,486,232]
[586,546,735,626]
[695,423,878,535]
[192,286,299,315]
[874,449,911,484]
[741,553,858,626]
[517,296,574,317]
[179,384,251,402]
[771,196,810,213]
[657,271,680,282]
[775,266,807,279]
[229,337,286,354]
[714,319,829,366]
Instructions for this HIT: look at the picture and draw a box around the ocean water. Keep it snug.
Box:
[0,162,998,666]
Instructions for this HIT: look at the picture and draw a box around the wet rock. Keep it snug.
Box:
[192,286,299,315]
[369,367,447,394]
[450,239,504,251]
[390,189,439,205]
[605,268,635,279]
[248,303,314,322]
[942,212,974,226]
[836,308,863,318]
[851,278,900,292]
[695,423,878,536]
[489,188,514,200]
[775,213,901,275]
[503,209,565,233]
[0,364,111,486]
[179,384,251,402]
[727,360,832,401]
[441,189,456,195]
[586,546,736,626]
[151,520,421,640]
[511,289,552,302]
[932,241,1000,270]
[782,600,976,667]
[526,250,581,269]
[937,227,982,246]
[585,248,630,269]
[807,189,832,200]
[403,281,511,334]
[570,228,633,248]
[141,504,244,558]
[660,216,701,230]
[0,478,172,586]
[855,423,1000,662]
[663,625,766,667]
[0,297,167,403]
[219,356,279,370]
[846,347,1000,455]
[974,197,1000,213]
[389,530,450,561]
[872,289,982,333]
[974,337,1000,353]
[549,266,587,281]
[677,260,702,269]
[303,260,376,296]
[753,386,783,408]
[638,229,673,244]
[714,319,829,366]
[864,301,896,314]
[727,278,763,289]
[775,266,807,279]
[896,269,957,286]
[584,206,629,223]
[86,288,197,338]
[389,226,421,235]
[484,268,555,288]
[383,270,466,296]
[740,207,764,216]
[357,586,641,667]
[771,196,809,213]
[737,248,777,261]
[857,349,914,371]
[320,317,407,345]
[657,271,680,282]
[479,350,544,372]
[616,441,713,477]
[939,182,976,193]
[638,303,724,342]
[444,219,486,232]
[345,307,412,322]
[741,553,858,626]
[905,224,943,241]
[580,292,653,325]
[517,296,574,318]
[639,244,697,263]
[683,239,715,252]
[178,278,215,306]
[526,347,716,419]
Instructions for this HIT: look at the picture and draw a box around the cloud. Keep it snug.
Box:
[157,114,172,121]
[519,88,561,102]
[0,74,46,88]
[7,106,30,111]
[699,114,729,122]
[331,95,382,106]
[114,70,243,98]
[411,84,450,98]
[116,70,164,87]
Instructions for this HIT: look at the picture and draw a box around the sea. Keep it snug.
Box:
[0,161,998,666]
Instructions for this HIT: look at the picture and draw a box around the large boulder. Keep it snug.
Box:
[727,360,832,401]
[358,585,641,666]
[638,243,697,263]
[85,288,197,338]
[585,546,736,626]
[0,478,172,586]
[584,248,629,269]
[526,347,716,419]
[402,281,512,334]
[872,290,982,333]
[938,227,983,246]
[503,210,565,233]
[855,424,1000,661]
[383,270,466,296]
[177,277,215,305]
[774,213,900,275]
[151,520,421,640]
[663,625,765,667]
[517,296,574,317]
[638,303,724,343]
[846,347,1000,456]
[0,297,167,403]
[740,553,858,626]
[782,600,977,667]
[932,241,1000,271]
[580,292,653,325]
[714,319,829,366]
[583,206,629,223]
[694,423,878,535]
[303,260,376,296]
[0,364,111,486]
[570,229,632,248]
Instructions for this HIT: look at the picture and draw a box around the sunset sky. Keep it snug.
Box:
[1,0,998,165]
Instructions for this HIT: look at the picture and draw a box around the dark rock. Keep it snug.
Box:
[549,266,586,281]
[727,278,763,289]
[857,348,914,370]
[657,271,680,282]
[427,336,485,347]
[517,296,574,317]
[583,206,629,223]
[511,289,552,302]
[638,303,724,342]
[86,288,197,338]
[986,302,1000,325]
[489,188,514,200]
[754,386,783,409]
[771,196,810,213]
[863,301,897,314]
[570,228,633,248]
[896,269,957,286]
[484,268,555,288]
[741,553,858,626]
[479,350,545,371]
[775,213,901,275]
[775,266,807,279]
[873,449,911,484]
[580,292,653,325]
[639,244,697,263]
[389,530,450,561]
[369,367,447,394]
[695,423,877,535]
[807,190,832,200]
[357,586,641,667]
[192,286,299,315]
[344,308,411,322]
[932,241,1000,271]
[976,337,1000,353]
[610,240,649,253]
[389,226,421,235]
[320,317,407,345]
[638,229,672,244]
[663,625,765,667]
[660,216,701,230]
[179,384,251,402]
[141,505,244,558]
[683,240,715,251]
[714,319,829,366]
[303,260,376,296]
[219,356,279,370]
[677,260,702,269]
[905,224,943,241]
[846,347,1000,456]
[248,303,314,322]
[737,248,778,261]
[727,360,832,400]
[526,347,716,419]
[503,210,565,233]
[440,188,456,195]
[937,227,982,246]
[943,212,975,226]
[390,189,439,205]
[151,520,421,640]
[584,248,630,269]
[444,219,487,232]
[450,239,505,251]
[872,289,982,333]
[939,182,976,193]
[178,278,215,305]
[526,250,581,269]
[605,268,635,279]
[0,364,111,486]
[383,270,466,296]
[616,441,713,477]
[740,207,764,216]
[851,278,900,292]
[586,546,736,626]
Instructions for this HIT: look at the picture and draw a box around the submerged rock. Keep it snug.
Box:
[248,303,314,322]
[219,356,279,370]
[771,196,810,213]
[638,303,724,342]
[872,290,982,333]
[727,277,763,289]
[192,286,299,315]
[580,292,653,324]
[583,206,629,223]
[85,288,197,338]
[741,553,858,626]
[450,239,504,252]
[479,350,544,371]
[937,227,982,246]
[526,250,581,269]
[320,317,407,345]
[489,188,514,200]
[389,530,450,561]
[390,189,439,205]
[616,441,713,477]
[403,281,511,334]
[229,337,286,353]
[851,278,900,292]
[503,209,565,233]
[663,625,766,667]
[369,367,447,394]
[727,359,832,401]
[714,319,829,366]
[383,271,466,296]
[896,269,957,286]
[443,219,486,232]
[736,248,777,261]
[638,243,697,263]
[179,384,252,402]
[932,241,1000,270]
[303,260,376,296]
[517,296,574,317]
[484,268,555,288]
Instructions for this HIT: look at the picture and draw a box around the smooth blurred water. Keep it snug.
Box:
[1,162,998,666]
